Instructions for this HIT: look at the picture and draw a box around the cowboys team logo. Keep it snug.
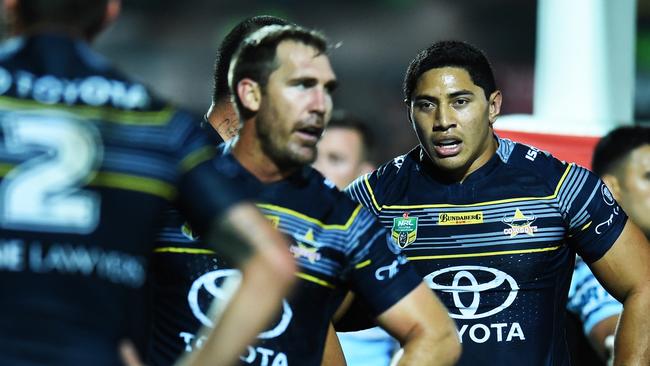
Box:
[392,212,418,248]
[181,222,199,241]
[290,229,322,263]
[502,209,538,237]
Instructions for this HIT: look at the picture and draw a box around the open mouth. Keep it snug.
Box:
[433,138,462,157]
[295,126,323,144]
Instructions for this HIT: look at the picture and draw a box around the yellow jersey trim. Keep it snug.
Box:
[89,172,176,200]
[296,272,336,289]
[355,259,372,269]
[407,245,561,261]
[154,247,216,255]
[179,146,216,173]
[0,96,175,125]
[257,203,363,230]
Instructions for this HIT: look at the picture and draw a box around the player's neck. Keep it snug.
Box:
[231,124,297,184]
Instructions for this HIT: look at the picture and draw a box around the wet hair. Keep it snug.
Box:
[212,15,292,104]
[14,0,108,39]
[229,24,328,119]
[592,126,650,176]
[403,40,497,102]
[327,110,375,162]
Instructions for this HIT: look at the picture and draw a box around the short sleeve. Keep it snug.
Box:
[558,165,627,263]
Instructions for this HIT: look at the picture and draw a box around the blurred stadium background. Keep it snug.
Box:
[5,0,648,164]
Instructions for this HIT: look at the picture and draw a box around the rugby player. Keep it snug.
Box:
[150,24,460,366]
[346,40,650,365]
[0,1,295,365]
[567,126,650,364]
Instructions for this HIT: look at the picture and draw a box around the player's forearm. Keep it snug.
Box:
[397,323,460,366]
[178,252,296,366]
[613,284,650,365]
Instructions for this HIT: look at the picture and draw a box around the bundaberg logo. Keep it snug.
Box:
[438,211,483,225]
[502,209,538,237]
[392,212,418,248]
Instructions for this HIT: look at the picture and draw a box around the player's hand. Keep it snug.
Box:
[119,340,146,366]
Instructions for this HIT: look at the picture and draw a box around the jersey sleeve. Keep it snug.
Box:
[557,164,628,263]
[343,206,422,317]
[170,112,247,236]
[567,257,622,335]
[345,172,382,215]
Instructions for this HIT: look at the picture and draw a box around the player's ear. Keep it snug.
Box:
[601,174,621,201]
[405,99,415,126]
[103,0,121,28]
[237,78,262,113]
[488,90,502,126]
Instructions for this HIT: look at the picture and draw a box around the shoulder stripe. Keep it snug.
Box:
[89,171,176,200]
[179,146,216,173]
[363,174,382,212]
[381,164,573,209]
[257,203,362,230]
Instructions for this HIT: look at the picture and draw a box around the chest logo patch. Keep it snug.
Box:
[438,211,484,225]
[392,212,418,248]
[290,229,322,263]
[502,209,538,237]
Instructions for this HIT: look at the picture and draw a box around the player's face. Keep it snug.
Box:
[616,144,650,237]
[256,40,337,167]
[313,127,367,188]
[409,67,501,181]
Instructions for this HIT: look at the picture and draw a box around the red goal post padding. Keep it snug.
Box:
[495,130,601,170]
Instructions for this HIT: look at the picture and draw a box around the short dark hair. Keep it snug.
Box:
[403,40,497,103]
[15,0,108,39]
[327,111,375,162]
[229,24,329,119]
[592,126,650,176]
[212,15,292,104]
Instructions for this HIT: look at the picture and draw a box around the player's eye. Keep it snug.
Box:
[415,100,435,112]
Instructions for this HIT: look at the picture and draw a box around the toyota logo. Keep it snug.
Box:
[423,266,519,319]
[188,269,293,339]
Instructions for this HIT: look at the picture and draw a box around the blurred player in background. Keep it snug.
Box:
[151,24,460,366]
[314,112,399,366]
[567,125,650,365]
[0,1,294,365]
[148,15,293,365]
[346,40,650,365]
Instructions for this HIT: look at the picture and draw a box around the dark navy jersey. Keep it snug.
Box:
[346,137,627,366]
[150,147,422,366]
[0,34,241,366]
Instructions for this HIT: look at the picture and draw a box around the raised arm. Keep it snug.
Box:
[589,220,650,365]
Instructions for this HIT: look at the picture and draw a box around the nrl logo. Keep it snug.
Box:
[290,229,322,263]
[391,212,418,248]
[502,209,538,237]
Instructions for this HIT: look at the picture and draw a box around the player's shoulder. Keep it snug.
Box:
[496,137,579,189]
[345,147,420,212]
[305,167,366,222]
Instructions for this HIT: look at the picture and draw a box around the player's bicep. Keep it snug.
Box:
[589,220,650,302]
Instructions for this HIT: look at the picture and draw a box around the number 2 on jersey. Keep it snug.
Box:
[0,112,103,233]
